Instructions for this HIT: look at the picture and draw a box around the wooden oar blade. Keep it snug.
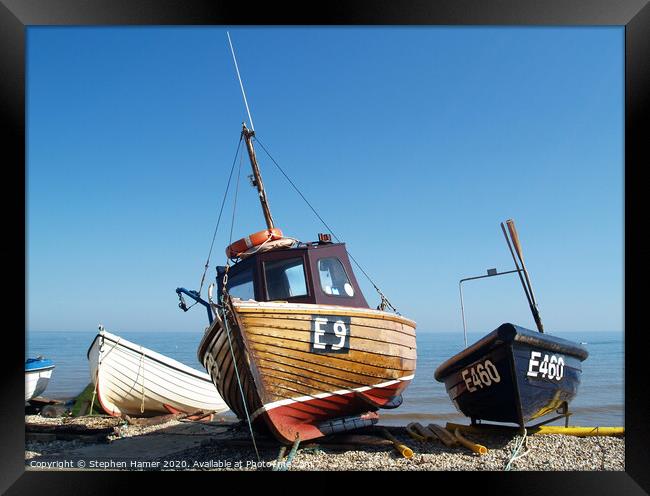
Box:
[506,219,525,263]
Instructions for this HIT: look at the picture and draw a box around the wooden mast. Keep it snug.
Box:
[241,122,275,229]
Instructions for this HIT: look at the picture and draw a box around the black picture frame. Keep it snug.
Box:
[2,0,646,493]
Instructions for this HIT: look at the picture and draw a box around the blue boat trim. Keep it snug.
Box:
[25,357,55,372]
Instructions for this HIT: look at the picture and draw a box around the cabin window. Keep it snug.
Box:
[318,257,354,297]
[226,267,255,301]
[264,257,308,300]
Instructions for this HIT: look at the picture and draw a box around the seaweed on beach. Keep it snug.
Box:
[71,383,106,417]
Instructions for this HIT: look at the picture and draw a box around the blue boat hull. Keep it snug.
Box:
[434,324,588,426]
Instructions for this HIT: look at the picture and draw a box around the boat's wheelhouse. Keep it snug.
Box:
[216,239,369,309]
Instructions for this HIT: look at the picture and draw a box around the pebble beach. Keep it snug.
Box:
[25,414,624,471]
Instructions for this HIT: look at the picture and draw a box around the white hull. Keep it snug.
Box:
[87,330,228,417]
[25,368,53,402]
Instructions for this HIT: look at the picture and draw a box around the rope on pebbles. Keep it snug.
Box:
[504,428,530,471]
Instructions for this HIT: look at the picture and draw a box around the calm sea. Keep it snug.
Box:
[26,330,623,427]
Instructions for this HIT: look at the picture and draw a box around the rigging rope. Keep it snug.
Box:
[139,350,146,414]
[252,135,399,313]
[197,136,243,295]
[219,296,261,462]
[216,152,263,461]
[228,145,245,251]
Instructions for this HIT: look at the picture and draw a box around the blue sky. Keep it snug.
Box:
[27,26,623,333]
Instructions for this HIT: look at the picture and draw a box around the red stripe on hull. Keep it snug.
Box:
[256,380,410,443]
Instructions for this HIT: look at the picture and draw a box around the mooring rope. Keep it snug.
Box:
[228,145,245,250]
[274,434,301,471]
[89,371,98,416]
[252,134,399,313]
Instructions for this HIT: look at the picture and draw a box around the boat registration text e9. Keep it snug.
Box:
[310,315,351,354]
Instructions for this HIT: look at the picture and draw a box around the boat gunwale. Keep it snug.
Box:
[87,331,214,384]
[434,323,588,381]
[231,299,417,328]
[240,314,417,342]
[25,365,55,373]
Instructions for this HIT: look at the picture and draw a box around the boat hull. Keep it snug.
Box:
[198,299,417,443]
[434,324,588,426]
[25,359,55,402]
[87,330,229,417]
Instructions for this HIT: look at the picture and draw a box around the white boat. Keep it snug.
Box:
[25,357,55,402]
[87,326,229,418]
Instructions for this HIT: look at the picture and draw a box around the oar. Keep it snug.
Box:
[502,219,544,333]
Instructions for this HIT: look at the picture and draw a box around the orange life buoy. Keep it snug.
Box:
[225,228,284,258]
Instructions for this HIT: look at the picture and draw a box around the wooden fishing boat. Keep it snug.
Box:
[25,357,55,402]
[197,282,416,443]
[177,36,416,443]
[434,220,589,427]
[185,133,417,443]
[87,327,229,418]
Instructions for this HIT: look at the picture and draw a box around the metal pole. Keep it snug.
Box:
[459,281,468,348]
[458,269,521,348]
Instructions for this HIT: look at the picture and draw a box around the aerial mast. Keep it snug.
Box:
[227,31,275,230]
[242,123,275,229]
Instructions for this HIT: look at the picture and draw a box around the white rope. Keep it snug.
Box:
[233,236,300,260]
[505,428,530,471]
[89,369,99,416]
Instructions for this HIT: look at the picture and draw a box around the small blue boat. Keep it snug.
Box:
[25,357,55,402]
